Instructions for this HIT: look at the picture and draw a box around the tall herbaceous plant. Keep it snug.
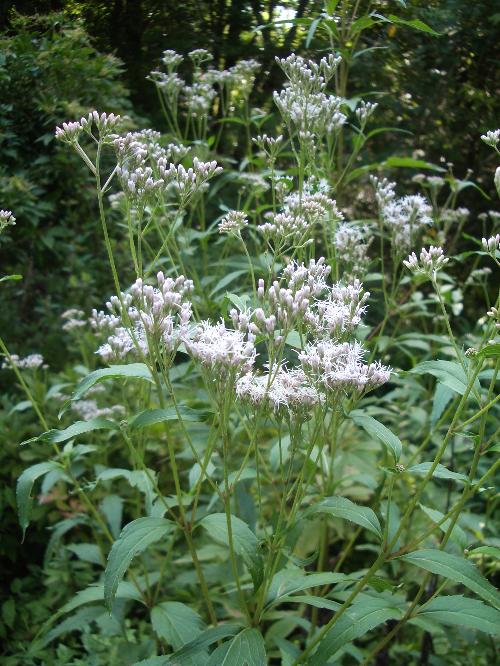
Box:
[3,24,500,666]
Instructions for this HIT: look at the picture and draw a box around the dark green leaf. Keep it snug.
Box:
[151,602,205,651]
[17,461,61,537]
[199,513,263,590]
[304,496,382,539]
[350,412,402,462]
[207,628,266,665]
[104,517,172,609]
[400,549,500,608]
[413,595,500,635]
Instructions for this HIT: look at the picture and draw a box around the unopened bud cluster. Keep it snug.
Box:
[0,209,16,233]
[55,111,122,143]
[92,273,193,363]
[403,246,449,278]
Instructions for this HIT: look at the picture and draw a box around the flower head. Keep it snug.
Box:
[403,246,449,278]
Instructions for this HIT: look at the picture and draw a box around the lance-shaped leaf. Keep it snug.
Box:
[207,628,266,666]
[104,517,172,609]
[60,363,154,415]
[151,602,205,651]
[303,496,382,540]
[400,549,500,608]
[411,595,500,636]
[408,462,469,484]
[17,461,62,538]
[200,513,263,590]
[310,596,402,664]
[128,406,207,429]
[23,418,117,446]
[350,412,402,462]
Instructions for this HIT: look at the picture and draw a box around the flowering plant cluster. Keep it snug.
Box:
[3,26,499,666]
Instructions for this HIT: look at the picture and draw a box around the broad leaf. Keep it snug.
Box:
[61,363,153,414]
[310,597,402,664]
[24,418,117,445]
[412,595,500,636]
[410,360,478,396]
[419,505,468,551]
[304,496,382,539]
[129,406,206,429]
[408,462,469,484]
[266,569,351,606]
[350,412,402,461]
[104,517,172,609]
[400,549,500,608]
[17,461,61,538]
[200,513,263,590]
[151,602,205,651]
[207,628,266,666]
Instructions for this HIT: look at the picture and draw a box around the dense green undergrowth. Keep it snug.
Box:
[1,2,499,665]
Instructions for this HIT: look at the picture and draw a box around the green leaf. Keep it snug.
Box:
[40,606,104,647]
[383,156,444,171]
[304,496,382,539]
[17,461,61,538]
[61,363,153,414]
[207,628,266,666]
[477,343,500,359]
[468,546,500,560]
[400,549,500,608]
[408,462,469,484]
[0,273,23,283]
[129,406,205,429]
[104,517,172,609]
[155,624,242,664]
[384,14,440,36]
[151,602,205,651]
[410,360,478,396]
[350,412,402,462]
[277,595,341,612]
[310,597,402,664]
[24,417,117,445]
[413,595,500,636]
[199,513,263,590]
[66,543,103,565]
[431,383,454,425]
[419,505,468,551]
[266,569,352,606]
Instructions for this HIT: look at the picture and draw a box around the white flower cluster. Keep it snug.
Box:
[482,234,500,256]
[113,131,193,206]
[305,280,370,339]
[159,159,222,202]
[236,365,323,416]
[334,223,372,279]
[274,54,346,142]
[55,111,122,143]
[299,341,390,394]
[258,191,341,244]
[218,210,248,235]
[0,209,16,233]
[356,101,378,126]
[481,129,500,148]
[403,246,449,278]
[371,177,433,252]
[230,258,389,416]
[486,307,500,331]
[3,353,47,370]
[61,308,87,332]
[72,400,125,421]
[184,320,256,382]
[149,49,260,118]
[92,272,193,363]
